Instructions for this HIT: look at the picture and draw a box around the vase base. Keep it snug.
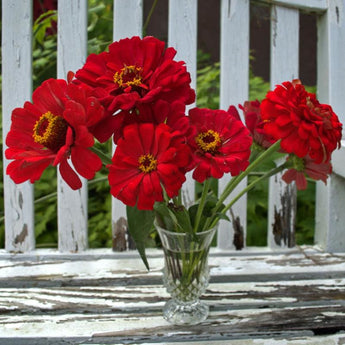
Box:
[163,299,209,325]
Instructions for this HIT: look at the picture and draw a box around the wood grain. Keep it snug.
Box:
[2,0,35,253]
[57,0,88,252]
[0,248,344,343]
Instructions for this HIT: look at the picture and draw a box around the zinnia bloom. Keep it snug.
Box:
[101,100,194,145]
[108,123,191,210]
[188,107,252,183]
[5,79,104,189]
[282,154,332,190]
[240,100,276,149]
[74,36,195,114]
[260,79,342,163]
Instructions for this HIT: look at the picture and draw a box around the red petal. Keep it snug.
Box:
[59,159,82,190]
[71,146,102,179]
[6,156,52,184]
[32,79,67,115]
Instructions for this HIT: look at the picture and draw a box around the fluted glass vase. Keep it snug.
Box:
[156,223,216,325]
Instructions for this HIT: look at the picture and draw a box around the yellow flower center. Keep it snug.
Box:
[138,154,157,173]
[113,65,143,89]
[195,130,221,154]
[33,111,68,152]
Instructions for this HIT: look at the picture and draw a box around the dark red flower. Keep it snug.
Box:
[34,0,57,20]
[282,154,332,190]
[240,100,276,149]
[260,79,342,163]
[95,100,194,145]
[108,123,192,210]
[188,107,252,183]
[5,79,104,189]
[33,0,57,36]
[74,36,195,114]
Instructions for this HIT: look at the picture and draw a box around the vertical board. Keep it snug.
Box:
[112,0,143,241]
[168,0,198,207]
[315,0,345,252]
[57,0,88,252]
[2,0,35,252]
[218,0,250,250]
[113,0,143,40]
[267,5,299,249]
[168,0,198,91]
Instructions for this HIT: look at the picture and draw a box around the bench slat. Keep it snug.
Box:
[2,0,35,252]
[56,0,88,252]
[218,0,250,250]
[0,249,344,343]
[267,5,299,249]
[168,0,198,208]
[111,0,143,239]
[315,1,345,252]
[256,0,328,12]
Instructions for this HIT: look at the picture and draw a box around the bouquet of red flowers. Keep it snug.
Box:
[5,36,342,268]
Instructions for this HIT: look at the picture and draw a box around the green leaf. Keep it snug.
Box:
[188,196,229,231]
[154,202,193,233]
[126,205,154,270]
[33,10,57,46]
[154,202,176,230]
[170,206,193,233]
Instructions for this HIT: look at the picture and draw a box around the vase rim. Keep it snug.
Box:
[154,220,217,237]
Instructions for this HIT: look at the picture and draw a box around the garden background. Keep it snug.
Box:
[0,0,318,248]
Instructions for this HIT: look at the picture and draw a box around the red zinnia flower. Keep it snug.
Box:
[5,79,104,189]
[108,123,191,210]
[188,107,252,183]
[97,100,194,145]
[260,79,342,163]
[74,36,195,114]
[282,154,332,190]
[240,100,276,149]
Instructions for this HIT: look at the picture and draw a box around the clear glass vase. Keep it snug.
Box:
[156,223,216,325]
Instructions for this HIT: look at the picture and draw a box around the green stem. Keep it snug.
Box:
[143,0,159,35]
[33,176,108,206]
[203,140,282,231]
[211,162,288,228]
[34,192,57,204]
[218,139,282,209]
[193,178,211,233]
[173,190,182,206]
[90,146,112,166]
[248,146,261,163]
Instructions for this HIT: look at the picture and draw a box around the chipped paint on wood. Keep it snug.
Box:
[0,248,345,343]
[269,175,297,249]
[112,217,137,252]
[2,0,36,254]
[57,0,88,253]
[217,0,250,250]
[112,217,128,251]
[14,224,28,245]
[268,3,298,250]
[272,185,297,247]
[230,208,244,250]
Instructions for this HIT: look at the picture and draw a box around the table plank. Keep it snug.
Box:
[0,247,344,344]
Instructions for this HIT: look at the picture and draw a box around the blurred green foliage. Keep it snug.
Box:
[0,0,315,248]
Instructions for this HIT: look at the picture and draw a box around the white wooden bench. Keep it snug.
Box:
[1,0,345,343]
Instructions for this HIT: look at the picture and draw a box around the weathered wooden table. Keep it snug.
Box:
[0,246,345,345]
